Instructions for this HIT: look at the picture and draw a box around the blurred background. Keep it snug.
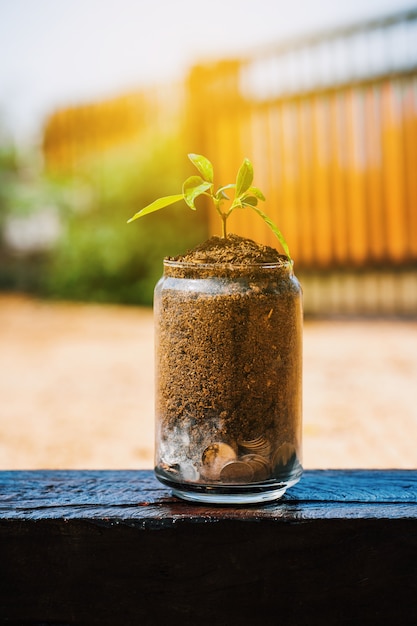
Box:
[0,0,416,470]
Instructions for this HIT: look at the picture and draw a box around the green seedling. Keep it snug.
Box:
[127,153,291,260]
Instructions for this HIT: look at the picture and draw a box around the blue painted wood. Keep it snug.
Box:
[1,470,417,625]
[1,469,416,521]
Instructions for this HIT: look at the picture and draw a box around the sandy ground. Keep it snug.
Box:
[0,293,416,470]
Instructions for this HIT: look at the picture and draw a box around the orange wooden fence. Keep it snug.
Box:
[43,83,185,171]
[185,8,417,271]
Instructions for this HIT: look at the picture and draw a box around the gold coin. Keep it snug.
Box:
[239,435,265,448]
[239,436,271,458]
[241,454,271,481]
[219,461,254,483]
[201,442,236,480]
[272,442,297,469]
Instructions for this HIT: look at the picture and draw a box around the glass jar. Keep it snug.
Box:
[154,259,302,504]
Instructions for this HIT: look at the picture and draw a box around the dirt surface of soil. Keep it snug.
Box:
[170,234,287,265]
[0,293,416,470]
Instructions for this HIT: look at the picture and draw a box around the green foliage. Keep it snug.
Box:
[0,133,207,304]
[0,143,20,226]
[44,139,207,305]
[128,153,291,260]
[46,201,205,305]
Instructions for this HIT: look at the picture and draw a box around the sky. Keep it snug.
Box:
[0,0,415,144]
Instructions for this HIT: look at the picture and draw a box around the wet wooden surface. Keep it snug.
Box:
[1,470,417,625]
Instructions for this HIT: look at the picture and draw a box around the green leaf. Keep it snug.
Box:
[247,186,266,201]
[182,175,212,210]
[216,183,235,198]
[241,196,258,207]
[127,194,184,223]
[188,154,214,183]
[215,184,235,202]
[250,205,292,261]
[217,189,230,201]
[236,158,253,197]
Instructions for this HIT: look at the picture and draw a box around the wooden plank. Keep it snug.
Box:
[1,470,417,625]
[311,95,333,267]
[381,81,407,263]
[403,77,417,261]
[295,98,315,267]
[328,91,349,266]
[1,469,417,520]
[364,83,387,263]
[345,88,368,265]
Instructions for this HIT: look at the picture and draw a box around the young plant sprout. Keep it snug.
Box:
[127,153,292,261]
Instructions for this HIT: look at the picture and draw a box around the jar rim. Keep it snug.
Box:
[163,259,292,270]
[162,258,294,279]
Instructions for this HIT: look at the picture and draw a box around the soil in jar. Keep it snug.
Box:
[156,234,302,485]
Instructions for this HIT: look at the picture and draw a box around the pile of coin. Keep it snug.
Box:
[199,436,298,484]
[238,435,272,458]
[237,436,272,481]
[159,435,298,485]
[240,454,271,481]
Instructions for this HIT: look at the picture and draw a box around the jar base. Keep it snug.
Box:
[171,486,289,504]
[155,468,302,505]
